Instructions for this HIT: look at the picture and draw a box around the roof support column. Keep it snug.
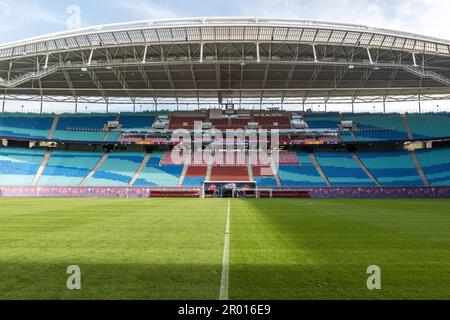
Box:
[199,42,204,63]
[418,93,422,113]
[367,48,374,65]
[256,43,261,63]
[87,48,94,66]
[412,52,418,67]
[142,45,148,63]
[43,54,49,69]
[312,44,318,63]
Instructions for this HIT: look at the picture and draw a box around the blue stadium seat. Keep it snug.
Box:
[357,150,423,186]
[85,152,145,186]
[0,113,53,139]
[315,151,375,186]
[416,148,450,186]
[342,113,408,141]
[133,151,183,187]
[0,147,45,185]
[304,113,340,129]
[38,150,103,186]
[407,113,450,139]
[53,114,116,142]
[182,177,204,187]
[278,152,327,187]
[120,113,155,130]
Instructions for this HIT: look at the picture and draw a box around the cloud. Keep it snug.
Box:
[0,0,65,41]
[235,0,450,40]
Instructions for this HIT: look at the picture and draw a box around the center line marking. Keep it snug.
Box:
[219,198,231,300]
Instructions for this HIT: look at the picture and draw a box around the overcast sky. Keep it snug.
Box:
[0,0,449,44]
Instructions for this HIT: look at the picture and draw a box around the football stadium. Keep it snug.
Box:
[0,17,449,301]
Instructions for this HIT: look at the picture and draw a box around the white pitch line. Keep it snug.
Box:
[219,199,231,300]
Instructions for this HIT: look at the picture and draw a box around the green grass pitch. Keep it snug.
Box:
[0,198,449,300]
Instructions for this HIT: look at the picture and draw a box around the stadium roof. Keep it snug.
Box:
[1,17,450,107]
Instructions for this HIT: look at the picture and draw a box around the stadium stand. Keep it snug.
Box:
[169,116,206,130]
[357,150,423,186]
[279,151,300,165]
[210,166,249,181]
[253,166,278,187]
[407,113,450,139]
[85,151,146,186]
[183,166,207,187]
[119,113,156,131]
[342,113,408,141]
[134,151,183,187]
[278,152,327,187]
[416,147,450,186]
[38,150,103,186]
[304,113,340,129]
[0,113,53,139]
[315,151,375,186]
[229,118,249,130]
[0,147,46,185]
[254,115,291,129]
[53,114,116,141]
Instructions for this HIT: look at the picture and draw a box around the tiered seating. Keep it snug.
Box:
[407,113,450,139]
[253,166,278,187]
[169,116,206,130]
[229,118,249,129]
[254,116,291,129]
[343,113,408,141]
[304,113,340,129]
[134,151,183,186]
[0,147,45,185]
[357,150,422,186]
[248,151,271,166]
[213,151,247,166]
[119,113,155,130]
[315,151,374,186]
[85,151,145,186]
[38,150,103,186]
[104,132,122,142]
[183,166,207,187]
[279,151,299,165]
[340,131,355,142]
[278,152,327,187]
[53,114,115,141]
[0,113,53,139]
[416,148,450,186]
[191,151,210,166]
[210,166,249,181]
[210,118,229,130]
